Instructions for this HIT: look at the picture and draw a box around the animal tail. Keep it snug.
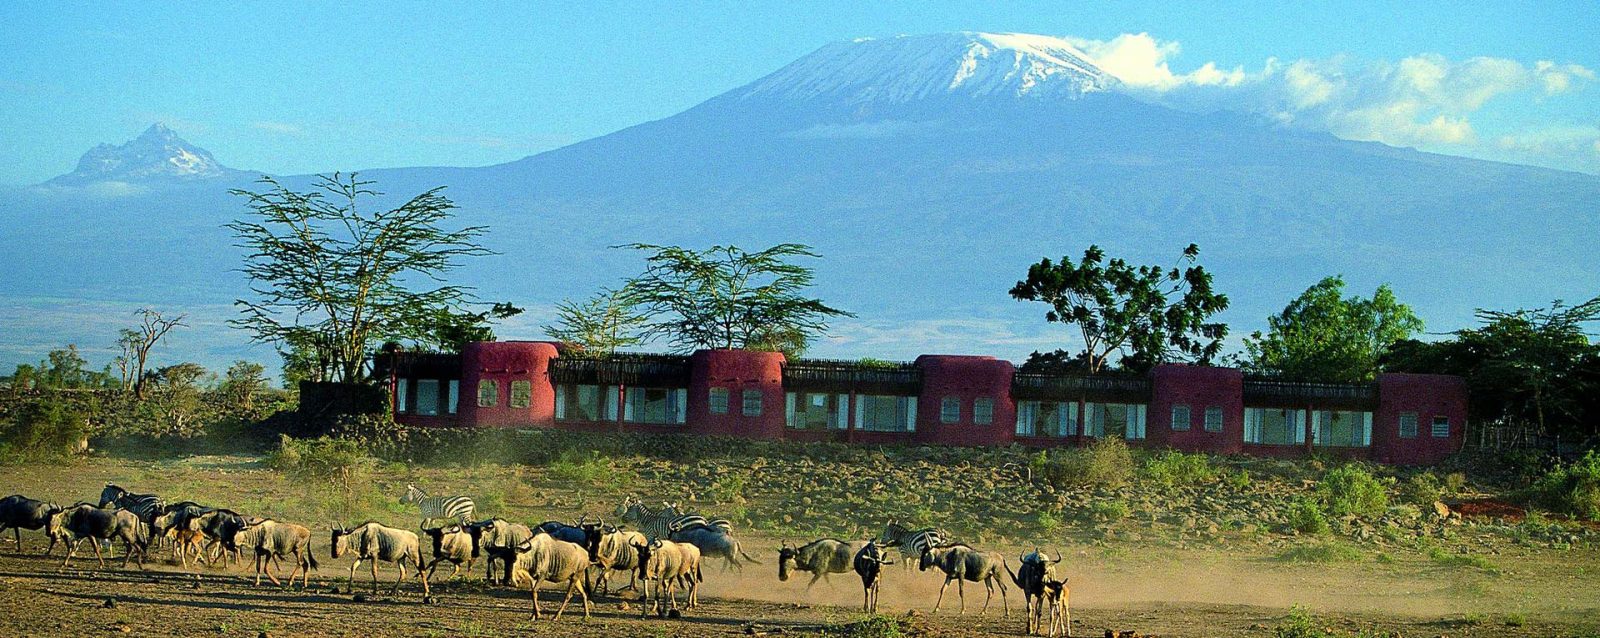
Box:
[735,541,762,565]
[307,537,320,571]
[1004,561,1022,589]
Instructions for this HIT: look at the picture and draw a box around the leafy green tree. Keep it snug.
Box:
[415,302,524,353]
[1243,276,1423,382]
[543,286,648,356]
[218,360,270,412]
[1009,244,1229,374]
[1388,296,1599,444]
[619,243,853,355]
[228,174,493,383]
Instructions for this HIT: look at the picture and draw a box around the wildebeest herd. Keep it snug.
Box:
[0,485,1074,636]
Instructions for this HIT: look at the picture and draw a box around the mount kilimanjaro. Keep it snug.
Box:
[3,32,1598,370]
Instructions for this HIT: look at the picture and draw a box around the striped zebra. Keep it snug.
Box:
[615,497,727,541]
[876,521,947,569]
[399,484,475,528]
[98,484,164,544]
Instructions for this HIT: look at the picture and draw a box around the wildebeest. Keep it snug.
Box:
[399,484,475,528]
[233,518,317,588]
[669,524,761,572]
[632,538,702,617]
[582,524,646,594]
[1042,577,1071,637]
[0,494,63,553]
[919,543,1009,616]
[508,532,593,621]
[778,538,869,590]
[878,520,946,569]
[196,509,253,565]
[331,521,431,598]
[420,524,479,582]
[853,540,894,613]
[535,519,588,545]
[467,517,533,584]
[47,503,146,569]
[1005,549,1063,634]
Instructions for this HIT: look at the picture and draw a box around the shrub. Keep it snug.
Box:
[545,449,613,485]
[1274,605,1333,638]
[1141,450,1215,487]
[1089,499,1130,521]
[1030,438,1134,489]
[1401,471,1443,507]
[266,434,377,516]
[1524,450,1600,521]
[1318,465,1390,518]
[1443,472,1468,495]
[1037,509,1061,533]
[0,396,88,462]
[1426,546,1499,573]
[1225,469,1252,490]
[1287,496,1330,534]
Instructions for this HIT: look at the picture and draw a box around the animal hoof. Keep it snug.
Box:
[352,593,367,603]
[668,609,682,619]
[102,597,117,608]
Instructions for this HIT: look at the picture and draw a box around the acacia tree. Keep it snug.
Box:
[1243,276,1423,382]
[619,243,853,355]
[542,285,649,356]
[414,302,525,353]
[228,174,492,384]
[1010,244,1229,374]
[120,308,187,398]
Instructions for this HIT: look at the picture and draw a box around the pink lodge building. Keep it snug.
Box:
[380,342,1468,465]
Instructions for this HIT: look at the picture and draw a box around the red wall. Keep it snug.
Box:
[1149,364,1244,454]
[687,349,787,439]
[1372,373,1468,465]
[458,341,559,428]
[913,355,1015,447]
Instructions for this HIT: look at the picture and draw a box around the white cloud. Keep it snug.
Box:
[1064,33,1597,170]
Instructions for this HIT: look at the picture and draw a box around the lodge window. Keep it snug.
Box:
[477,380,499,408]
[416,379,441,416]
[786,392,848,430]
[1244,408,1305,445]
[856,395,916,433]
[709,387,729,414]
[1204,406,1223,432]
[554,384,606,421]
[1313,410,1372,447]
[940,397,960,423]
[1398,412,1419,438]
[623,387,687,425]
[1431,415,1450,438]
[509,380,532,409]
[1016,401,1077,437]
[395,379,409,414]
[742,389,763,417]
[1085,403,1146,440]
[1171,404,1191,431]
[447,380,459,414]
[973,397,994,425]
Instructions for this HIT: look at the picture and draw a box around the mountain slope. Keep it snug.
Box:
[2,33,1598,371]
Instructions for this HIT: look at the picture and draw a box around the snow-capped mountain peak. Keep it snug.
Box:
[737,32,1119,105]
[47,123,237,185]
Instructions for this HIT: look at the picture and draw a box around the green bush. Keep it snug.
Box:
[1287,496,1330,534]
[1426,546,1499,573]
[1274,605,1333,638]
[1032,437,1136,489]
[1141,450,1216,487]
[1401,471,1444,507]
[0,396,87,462]
[1318,465,1390,517]
[1089,498,1130,521]
[1225,469,1252,490]
[1524,450,1600,521]
[1443,471,1468,495]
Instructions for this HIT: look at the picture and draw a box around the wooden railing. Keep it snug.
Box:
[782,358,922,393]
[1242,378,1378,407]
[1011,372,1151,400]
[549,353,692,386]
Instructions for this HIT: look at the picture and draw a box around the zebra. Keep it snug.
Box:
[98,484,164,545]
[399,484,475,528]
[616,498,723,541]
[877,520,947,569]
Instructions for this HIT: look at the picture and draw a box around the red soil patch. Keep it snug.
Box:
[1453,499,1526,520]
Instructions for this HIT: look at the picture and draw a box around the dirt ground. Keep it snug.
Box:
[3,455,1599,637]
[0,539,1595,638]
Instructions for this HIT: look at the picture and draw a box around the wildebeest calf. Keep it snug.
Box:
[1005,549,1063,635]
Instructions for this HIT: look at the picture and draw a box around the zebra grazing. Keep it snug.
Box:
[399,484,475,528]
[877,521,947,569]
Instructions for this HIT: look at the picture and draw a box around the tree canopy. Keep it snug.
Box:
[542,285,648,356]
[227,174,492,384]
[1009,244,1229,374]
[618,243,853,355]
[1242,276,1423,382]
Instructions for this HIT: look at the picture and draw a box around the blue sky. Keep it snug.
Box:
[2,2,1598,185]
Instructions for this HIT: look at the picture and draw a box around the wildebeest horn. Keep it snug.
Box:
[1053,548,1063,563]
